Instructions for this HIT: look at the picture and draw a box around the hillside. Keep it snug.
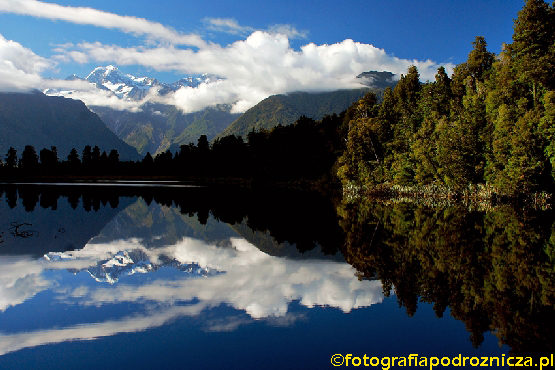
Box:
[217,89,368,139]
[46,66,239,156]
[0,91,141,161]
[217,70,397,139]
[93,103,240,155]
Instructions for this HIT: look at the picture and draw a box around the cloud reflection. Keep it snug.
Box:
[0,236,383,355]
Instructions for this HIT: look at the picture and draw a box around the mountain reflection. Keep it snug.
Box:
[1,184,554,359]
[0,184,380,356]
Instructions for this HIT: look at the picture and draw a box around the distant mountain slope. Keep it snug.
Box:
[0,91,141,161]
[46,66,238,155]
[216,89,369,139]
[217,71,397,139]
[93,103,240,155]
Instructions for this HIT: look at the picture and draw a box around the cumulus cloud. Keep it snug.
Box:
[0,0,455,112]
[55,32,454,112]
[0,236,384,354]
[0,237,383,316]
[53,237,383,317]
[0,35,102,95]
[0,0,206,47]
[0,256,52,311]
[0,34,53,92]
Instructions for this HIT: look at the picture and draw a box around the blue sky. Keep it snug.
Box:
[0,0,525,112]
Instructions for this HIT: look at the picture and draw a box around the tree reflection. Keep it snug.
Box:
[339,198,555,356]
[0,184,344,257]
[6,183,554,356]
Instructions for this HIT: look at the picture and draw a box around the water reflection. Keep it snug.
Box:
[0,184,381,359]
[3,183,550,365]
[0,236,382,356]
[339,198,555,357]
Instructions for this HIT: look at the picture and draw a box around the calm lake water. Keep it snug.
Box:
[0,184,552,369]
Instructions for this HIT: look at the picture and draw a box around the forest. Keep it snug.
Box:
[1,0,554,198]
[338,0,555,196]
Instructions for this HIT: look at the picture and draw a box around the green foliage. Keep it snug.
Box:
[339,0,555,195]
[218,89,374,139]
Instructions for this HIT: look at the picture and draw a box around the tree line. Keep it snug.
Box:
[0,113,347,185]
[0,145,124,176]
[338,0,555,196]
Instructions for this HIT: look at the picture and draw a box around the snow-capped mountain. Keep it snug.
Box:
[45,65,222,101]
[44,249,222,284]
[84,65,159,100]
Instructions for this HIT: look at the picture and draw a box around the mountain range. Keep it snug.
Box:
[47,65,221,101]
[217,89,372,139]
[45,66,237,155]
[44,249,222,284]
[44,66,397,155]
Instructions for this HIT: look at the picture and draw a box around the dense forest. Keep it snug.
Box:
[2,0,554,199]
[338,0,555,196]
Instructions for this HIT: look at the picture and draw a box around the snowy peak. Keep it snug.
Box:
[83,66,160,100]
[65,74,81,81]
[43,249,223,284]
[45,66,225,102]
[48,66,222,101]
[86,65,126,85]
[86,65,158,87]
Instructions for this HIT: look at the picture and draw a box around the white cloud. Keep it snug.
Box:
[55,32,454,112]
[203,17,255,36]
[46,87,149,112]
[0,256,52,311]
[0,1,455,112]
[0,0,206,47]
[0,34,53,92]
[267,24,308,40]
[0,304,209,356]
[58,237,384,317]
[203,17,308,40]
[0,236,384,354]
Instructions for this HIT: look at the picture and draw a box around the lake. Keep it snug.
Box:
[0,184,552,369]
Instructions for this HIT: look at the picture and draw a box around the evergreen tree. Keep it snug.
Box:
[67,148,81,169]
[82,145,92,168]
[509,0,555,100]
[5,147,17,169]
[108,149,119,165]
[19,145,39,173]
[40,146,59,173]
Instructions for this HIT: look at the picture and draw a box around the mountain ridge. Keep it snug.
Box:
[43,66,396,155]
[0,90,141,161]
[217,71,397,139]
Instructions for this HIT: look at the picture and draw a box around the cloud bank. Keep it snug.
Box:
[0,236,383,355]
[0,0,455,112]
